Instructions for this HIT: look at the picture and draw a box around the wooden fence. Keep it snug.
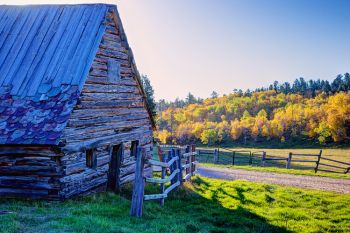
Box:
[130,145,197,217]
[316,156,350,174]
[196,147,349,174]
[261,151,287,167]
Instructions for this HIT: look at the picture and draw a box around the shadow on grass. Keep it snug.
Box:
[138,176,291,233]
[0,178,292,233]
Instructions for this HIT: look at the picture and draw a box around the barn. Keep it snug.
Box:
[0,4,155,200]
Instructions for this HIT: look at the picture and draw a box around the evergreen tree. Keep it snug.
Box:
[186,92,197,104]
[141,75,157,118]
[211,91,219,99]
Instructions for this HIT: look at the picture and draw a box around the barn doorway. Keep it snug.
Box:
[107,144,123,193]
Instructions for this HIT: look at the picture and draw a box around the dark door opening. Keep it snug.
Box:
[107,144,123,193]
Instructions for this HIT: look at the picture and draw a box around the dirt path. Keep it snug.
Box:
[197,166,350,194]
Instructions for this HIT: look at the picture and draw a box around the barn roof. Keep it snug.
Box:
[0,4,154,145]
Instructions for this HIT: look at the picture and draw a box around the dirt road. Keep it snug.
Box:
[197,166,350,194]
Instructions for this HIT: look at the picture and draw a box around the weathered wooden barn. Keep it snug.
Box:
[0,4,155,200]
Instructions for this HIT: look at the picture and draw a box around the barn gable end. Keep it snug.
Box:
[59,8,153,198]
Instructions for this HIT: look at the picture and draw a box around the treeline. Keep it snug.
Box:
[156,74,350,146]
[157,73,350,111]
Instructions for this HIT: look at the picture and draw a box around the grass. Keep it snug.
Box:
[195,147,350,179]
[200,163,350,179]
[1,176,350,233]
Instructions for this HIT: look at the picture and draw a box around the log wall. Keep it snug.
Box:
[59,9,153,198]
[0,146,63,200]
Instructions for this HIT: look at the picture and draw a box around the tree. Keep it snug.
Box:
[186,92,196,105]
[156,74,350,146]
[273,81,279,93]
[331,75,343,93]
[141,75,157,118]
[200,129,218,145]
[211,91,219,99]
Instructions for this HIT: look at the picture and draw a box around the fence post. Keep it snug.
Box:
[214,149,218,164]
[191,145,196,174]
[314,149,322,173]
[185,145,190,175]
[160,153,167,206]
[286,152,292,169]
[232,151,235,165]
[261,151,266,167]
[130,147,145,218]
[217,148,220,164]
[249,151,252,165]
[168,150,174,185]
[176,149,183,184]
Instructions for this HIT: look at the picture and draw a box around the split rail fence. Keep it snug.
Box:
[195,147,350,174]
[130,145,197,217]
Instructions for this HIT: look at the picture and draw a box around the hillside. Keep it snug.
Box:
[156,90,350,146]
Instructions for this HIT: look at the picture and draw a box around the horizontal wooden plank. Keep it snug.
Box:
[291,160,318,163]
[144,193,167,201]
[198,151,215,155]
[292,154,319,157]
[145,169,179,184]
[264,158,287,161]
[183,152,196,157]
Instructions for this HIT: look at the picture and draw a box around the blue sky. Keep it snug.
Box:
[4,0,350,100]
[117,0,350,100]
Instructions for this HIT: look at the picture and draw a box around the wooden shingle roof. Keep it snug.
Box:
[0,4,111,145]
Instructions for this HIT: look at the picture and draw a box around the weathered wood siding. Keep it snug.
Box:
[0,146,62,200]
[59,10,153,198]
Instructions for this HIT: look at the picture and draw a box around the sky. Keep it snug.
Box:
[1,0,350,100]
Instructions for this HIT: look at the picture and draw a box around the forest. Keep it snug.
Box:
[155,74,350,146]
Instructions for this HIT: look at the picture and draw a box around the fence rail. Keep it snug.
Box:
[194,146,349,175]
[131,145,197,217]
[316,155,350,174]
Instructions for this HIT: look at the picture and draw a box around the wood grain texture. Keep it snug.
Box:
[57,8,153,198]
[0,5,153,200]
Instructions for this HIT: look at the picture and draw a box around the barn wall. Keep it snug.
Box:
[0,146,63,200]
[59,9,153,198]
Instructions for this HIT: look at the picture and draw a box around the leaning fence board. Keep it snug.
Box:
[148,156,179,168]
[318,163,347,170]
[316,168,345,174]
[183,173,191,181]
[145,169,180,184]
[321,157,350,166]
[164,181,180,195]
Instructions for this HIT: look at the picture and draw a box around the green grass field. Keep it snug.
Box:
[1,176,349,233]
